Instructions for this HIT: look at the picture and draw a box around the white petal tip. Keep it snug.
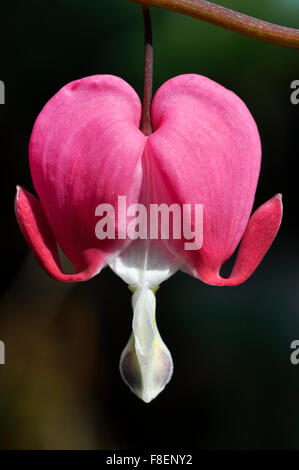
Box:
[120,287,174,403]
[120,343,173,403]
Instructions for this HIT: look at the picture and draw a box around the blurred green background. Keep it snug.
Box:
[1,0,299,449]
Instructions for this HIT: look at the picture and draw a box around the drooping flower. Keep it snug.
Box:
[15,74,282,402]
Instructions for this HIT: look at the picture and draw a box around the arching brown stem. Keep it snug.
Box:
[131,0,299,49]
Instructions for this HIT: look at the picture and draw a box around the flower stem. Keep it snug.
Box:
[140,5,153,136]
[131,0,299,49]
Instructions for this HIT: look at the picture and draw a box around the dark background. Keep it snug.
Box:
[0,0,299,449]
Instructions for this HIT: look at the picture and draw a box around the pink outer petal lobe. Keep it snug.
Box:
[16,75,147,281]
[146,74,281,285]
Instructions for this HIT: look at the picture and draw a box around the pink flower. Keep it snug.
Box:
[15,74,282,402]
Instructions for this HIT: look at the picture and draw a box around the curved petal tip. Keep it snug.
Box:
[15,186,104,282]
[196,194,283,286]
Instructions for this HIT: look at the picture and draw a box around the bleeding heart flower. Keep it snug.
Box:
[15,74,282,402]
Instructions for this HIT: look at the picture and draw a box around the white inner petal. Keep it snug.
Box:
[109,238,181,288]
[109,239,181,402]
